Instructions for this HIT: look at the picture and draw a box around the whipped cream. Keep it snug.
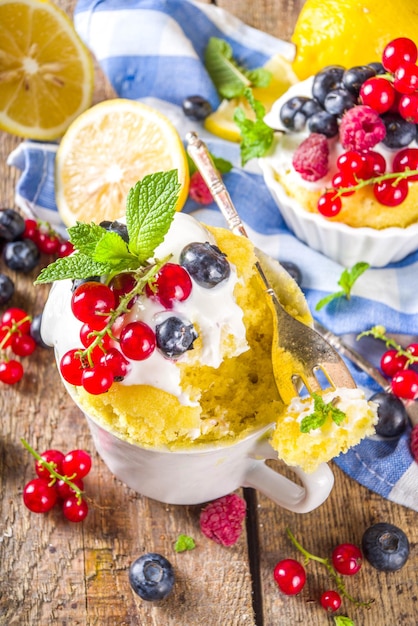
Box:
[41,213,247,405]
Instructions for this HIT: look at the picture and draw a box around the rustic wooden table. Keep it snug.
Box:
[1,1,417,625]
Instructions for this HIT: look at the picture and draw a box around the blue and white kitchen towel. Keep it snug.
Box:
[7,0,418,511]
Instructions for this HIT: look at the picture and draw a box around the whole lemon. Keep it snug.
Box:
[291,0,418,79]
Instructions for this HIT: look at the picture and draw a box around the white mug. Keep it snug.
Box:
[86,415,334,512]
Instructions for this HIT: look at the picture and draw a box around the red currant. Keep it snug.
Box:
[331,543,362,575]
[60,348,85,386]
[331,171,356,196]
[58,241,75,257]
[337,150,365,175]
[62,495,89,522]
[360,150,386,179]
[317,191,342,217]
[108,272,137,306]
[119,321,156,360]
[36,231,60,255]
[23,477,58,513]
[80,321,111,349]
[391,369,418,399]
[81,364,114,395]
[392,148,418,181]
[273,558,306,595]
[360,77,395,114]
[62,449,92,479]
[320,589,342,612]
[1,307,31,335]
[71,281,115,326]
[373,178,409,207]
[23,218,39,240]
[398,92,418,123]
[11,333,37,357]
[406,343,418,357]
[35,449,65,479]
[382,37,418,73]
[55,477,84,500]
[380,349,408,377]
[99,348,130,379]
[146,263,192,308]
[394,61,418,94]
[0,359,24,384]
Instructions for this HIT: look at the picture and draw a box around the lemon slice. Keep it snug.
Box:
[204,54,298,142]
[55,99,190,227]
[0,0,94,140]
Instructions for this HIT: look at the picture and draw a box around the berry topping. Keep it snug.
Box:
[359,76,396,114]
[199,493,246,546]
[155,315,198,358]
[381,113,417,148]
[71,281,115,326]
[179,241,231,288]
[188,170,213,205]
[342,65,377,96]
[323,87,356,116]
[361,523,410,571]
[307,110,339,138]
[99,219,129,243]
[129,553,175,601]
[273,559,306,595]
[279,96,322,131]
[146,263,192,308]
[119,321,156,361]
[369,391,408,438]
[312,65,345,106]
[382,37,418,73]
[339,105,386,151]
[292,132,329,181]
[182,95,212,120]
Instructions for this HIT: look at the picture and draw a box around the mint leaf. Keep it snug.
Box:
[35,253,112,284]
[67,222,108,256]
[315,261,369,310]
[174,534,196,552]
[93,231,136,270]
[334,617,355,626]
[300,393,346,433]
[205,37,271,99]
[234,88,274,165]
[126,170,180,263]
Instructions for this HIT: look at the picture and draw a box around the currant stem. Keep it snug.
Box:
[285,528,374,609]
[21,438,84,504]
[0,315,32,351]
[357,325,418,367]
[330,167,418,198]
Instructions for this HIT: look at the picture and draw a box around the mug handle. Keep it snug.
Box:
[242,435,334,513]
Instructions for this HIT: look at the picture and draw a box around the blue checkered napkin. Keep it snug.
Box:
[8,0,418,511]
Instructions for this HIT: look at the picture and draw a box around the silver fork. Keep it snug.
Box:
[186,132,356,404]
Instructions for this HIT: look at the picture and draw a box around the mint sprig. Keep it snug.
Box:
[204,37,271,100]
[300,393,346,433]
[315,261,369,311]
[35,170,180,284]
[234,88,274,166]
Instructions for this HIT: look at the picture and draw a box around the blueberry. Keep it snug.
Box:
[0,208,26,241]
[279,96,322,131]
[369,391,408,438]
[3,238,40,273]
[323,88,357,116]
[30,312,50,349]
[343,65,376,95]
[99,220,129,243]
[307,110,339,138]
[155,315,198,358]
[179,242,230,288]
[129,553,175,601]
[312,66,345,105]
[368,61,386,75]
[381,113,416,149]
[279,261,302,286]
[361,523,410,571]
[0,273,14,305]
[182,95,212,121]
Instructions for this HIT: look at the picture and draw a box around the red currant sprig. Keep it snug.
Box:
[317,163,418,217]
[21,438,91,522]
[276,528,374,609]
[24,218,74,258]
[358,325,418,400]
[0,308,35,385]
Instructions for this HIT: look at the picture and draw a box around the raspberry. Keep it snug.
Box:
[189,171,213,205]
[199,493,247,546]
[410,424,418,462]
[339,105,386,151]
[292,133,329,181]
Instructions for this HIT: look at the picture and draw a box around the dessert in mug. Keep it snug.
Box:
[40,173,377,473]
